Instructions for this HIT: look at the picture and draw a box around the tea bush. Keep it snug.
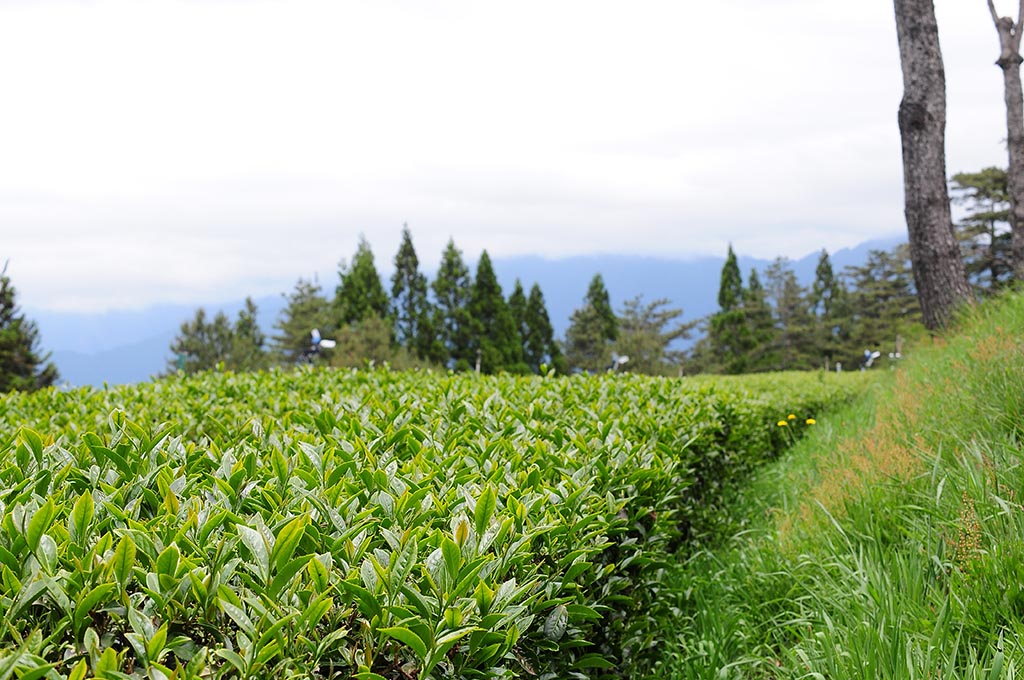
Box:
[0,369,864,679]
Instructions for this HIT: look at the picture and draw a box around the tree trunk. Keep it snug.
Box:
[989,0,1024,278]
[893,0,973,329]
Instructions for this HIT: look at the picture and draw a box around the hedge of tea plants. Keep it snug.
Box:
[0,368,865,679]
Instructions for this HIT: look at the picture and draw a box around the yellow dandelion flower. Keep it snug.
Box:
[787,414,796,420]
[806,418,816,425]
[777,420,788,427]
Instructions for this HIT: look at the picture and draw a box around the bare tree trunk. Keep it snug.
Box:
[988,0,1024,278]
[894,0,973,329]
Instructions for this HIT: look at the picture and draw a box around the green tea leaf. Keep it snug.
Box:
[544,604,568,641]
[474,485,497,537]
[73,583,116,637]
[111,535,136,587]
[214,648,247,675]
[236,523,270,582]
[574,653,615,669]
[155,543,180,580]
[145,622,168,663]
[379,626,428,660]
[271,515,307,573]
[441,536,461,585]
[67,659,88,680]
[69,491,95,546]
[25,498,55,553]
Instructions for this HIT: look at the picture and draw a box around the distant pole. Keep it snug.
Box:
[475,348,482,374]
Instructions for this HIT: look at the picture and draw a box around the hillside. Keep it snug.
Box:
[657,292,1024,677]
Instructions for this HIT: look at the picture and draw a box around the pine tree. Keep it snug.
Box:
[169,308,233,374]
[169,303,269,374]
[613,296,693,375]
[335,236,390,328]
[810,251,839,317]
[564,274,619,372]
[584,274,618,342]
[843,245,922,362]
[0,268,58,392]
[330,314,394,368]
[809,251,848,367]
[718,245,743,312]
[950,167,1014,291]
[763,258,815,370]
[825,281,854,368]
[272,278,331,364]
[431,239,473,369]
[391,225,434,358]
[508,279,528,343]
[742,268,777,372]
[564,303,611,372]
[523,283,560,373]
[230,297,268,371]
[468,251,523,373]
[708,247,750,374]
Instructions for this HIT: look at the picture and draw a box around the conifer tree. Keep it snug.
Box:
[330,314,394,368]
[565,274,619,372]
[810,251,839,317]
[431,239,473,369]
[708,247,750,374]
[390,225,435,358]
[230,297,268,371]
[523,283,560,373]
[950,167,1013,290]
[809,251,848,367]
[169,303,268,374]
[718,245,743,312]
[169,308,232,374]
[0,268,58,392]
[742,268,776,372]
[763,258,815,370]
[843,246,921,359]
[584,274,618,342]
[508,279,528,343]
[613,296,693,375]
[335,236,390,328]
[468,251,523,373]
[564,304,611,372]
[272,278,331,364]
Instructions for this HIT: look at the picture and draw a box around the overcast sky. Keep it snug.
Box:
[0,0,1013,312]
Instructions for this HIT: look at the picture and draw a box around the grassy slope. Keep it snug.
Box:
[657,293,1024,679]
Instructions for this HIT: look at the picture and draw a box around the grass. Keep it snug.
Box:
[656,292,1024,679]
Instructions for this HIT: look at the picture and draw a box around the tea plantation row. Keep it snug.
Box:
[0,368,866,679]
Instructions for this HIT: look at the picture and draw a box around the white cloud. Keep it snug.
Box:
[0,0,1012,310]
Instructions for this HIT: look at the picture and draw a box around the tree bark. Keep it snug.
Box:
[988,0,1024,278]
[893,0,973,329]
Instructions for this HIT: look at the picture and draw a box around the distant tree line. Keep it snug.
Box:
[168,226,563,376]
[0,161,1016,395]
[685,245,920,374]
[165,171,1021,381]
[686,171,1016,374]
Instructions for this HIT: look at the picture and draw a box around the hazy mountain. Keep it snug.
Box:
[35,297,288,388]
[29,236,903,387]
